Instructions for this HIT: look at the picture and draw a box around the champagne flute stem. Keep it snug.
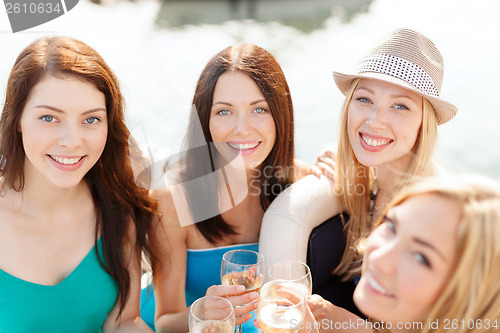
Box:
[236,323,242,333]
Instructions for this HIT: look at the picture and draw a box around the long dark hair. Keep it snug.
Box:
[0,36,157,315]
[180,44,295,243]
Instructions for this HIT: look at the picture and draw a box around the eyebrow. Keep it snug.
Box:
[387,213,448,262]
[390,94,416,102]
[355,86,375,94]
[412,238,447,262]
[355,87,417,103]
[35,105,106,115]
[212,99,267,107]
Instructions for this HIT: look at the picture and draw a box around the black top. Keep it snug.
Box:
[307,214,364,318]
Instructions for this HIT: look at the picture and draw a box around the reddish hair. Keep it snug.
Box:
[0,36,157,315]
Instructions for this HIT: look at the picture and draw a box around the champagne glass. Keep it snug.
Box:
[189,295,235,333]
[221,249,265,333]
[257,279,307,333]
[268,261,312,296]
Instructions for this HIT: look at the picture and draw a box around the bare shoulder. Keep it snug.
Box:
[151,188,188,242]
[149,189,189,280]
[293,158,312,182]
[153,189,181,226]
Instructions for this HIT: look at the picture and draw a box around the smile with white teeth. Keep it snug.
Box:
[366,273,393,297]
[49,155,83,165]
[361,134,392,147]
[228,142,260,150]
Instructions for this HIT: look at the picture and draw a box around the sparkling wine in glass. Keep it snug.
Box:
[221,249,265,332]
[189,296,235,333]
[257,280,307,333]
[268,261,312,296]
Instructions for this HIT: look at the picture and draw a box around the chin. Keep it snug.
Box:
[354,286,371,315]
[354,285,386,323]
[248,160,265,169]
[48,176,85,189]
[353,156,378,168]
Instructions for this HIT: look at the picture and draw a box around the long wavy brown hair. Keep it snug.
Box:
[182,44,295,243]
[0,36,157,315]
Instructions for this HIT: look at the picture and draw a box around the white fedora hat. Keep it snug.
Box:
[333,28,457,125]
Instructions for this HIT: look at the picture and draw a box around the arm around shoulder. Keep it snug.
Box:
[259,174,342,274]
[293,158,312,181]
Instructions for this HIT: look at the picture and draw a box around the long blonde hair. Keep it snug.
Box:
[334,79,439,279]
[379,175,500,333]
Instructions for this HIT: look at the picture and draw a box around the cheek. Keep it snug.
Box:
[209,118,225,142]
[401,114,422,142]
[254,114,276,146]
[19,122,42,156]
[398,266,444,319]
[91,128,108,156]
[266,119,277,146]
[346,109,361,140]
[400,124,420,151]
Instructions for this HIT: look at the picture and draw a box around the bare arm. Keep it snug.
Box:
[102,226,155,332]
[152,189,191,333]
[259,175,343,275]
[152,190,258,333]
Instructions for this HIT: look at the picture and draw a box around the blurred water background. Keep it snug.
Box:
[1,0,499,180]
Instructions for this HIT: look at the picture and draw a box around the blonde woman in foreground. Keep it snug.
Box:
[353,174,500,333]
[293,174,500,333]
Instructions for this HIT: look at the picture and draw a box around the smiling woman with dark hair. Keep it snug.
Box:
[141,43,310,333]
[0,36,157,332]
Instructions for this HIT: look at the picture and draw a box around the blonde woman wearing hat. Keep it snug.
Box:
[350,174,500,333]
[259,28,458,320]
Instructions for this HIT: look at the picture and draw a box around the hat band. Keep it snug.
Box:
[357,54,440,97]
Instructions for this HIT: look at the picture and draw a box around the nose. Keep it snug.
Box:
[367,105,388,131]
[58,122,83,149]
[232,113,251,135]
[367,239,399,276]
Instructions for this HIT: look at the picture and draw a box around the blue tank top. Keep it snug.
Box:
[0,238,118,332]
[141,243,259,331]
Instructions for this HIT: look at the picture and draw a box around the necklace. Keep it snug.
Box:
[369,179,379,225]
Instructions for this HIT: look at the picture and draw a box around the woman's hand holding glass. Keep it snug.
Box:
[257,279,319,333]
[219,249,265,332]
[268,261,312,297]
[205,284,258,326]
[189,295,235,333]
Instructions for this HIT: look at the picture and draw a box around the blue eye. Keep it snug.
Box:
[414,253,431,268]
[388,220,396,232]
[84,116,101,124]
[381,217,396,234]
[254,107,267,114]
[217,109,230,116]
[357,97,371,103]
[394,104,409,110]
[40,115,55,122]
